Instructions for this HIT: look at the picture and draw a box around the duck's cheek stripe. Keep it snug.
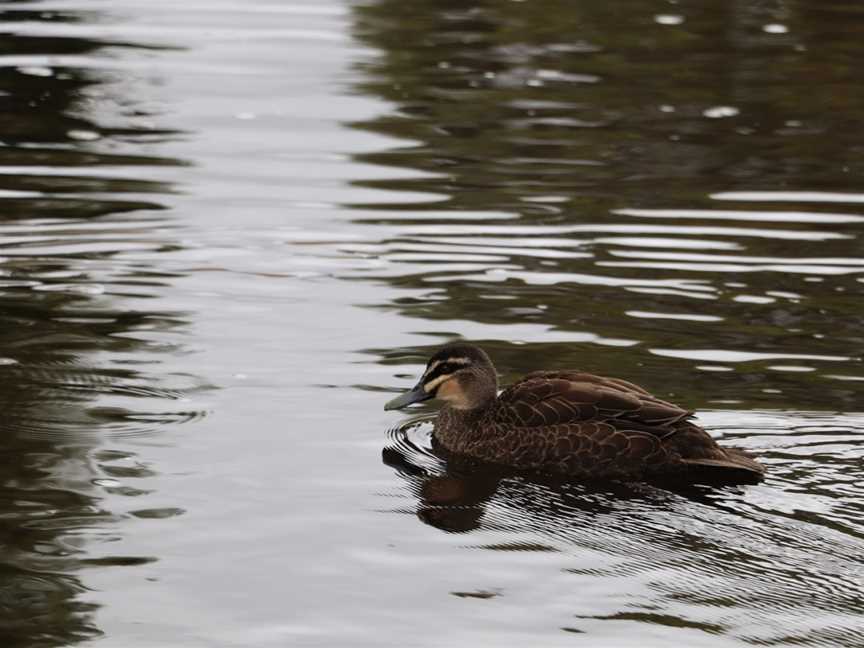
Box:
[424,374,453,393]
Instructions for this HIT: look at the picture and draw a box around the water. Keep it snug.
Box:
[0,0,862,646]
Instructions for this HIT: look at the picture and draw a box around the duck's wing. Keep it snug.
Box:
[491,372,764,480]
[496,371,692,433]
[520,420,672,475]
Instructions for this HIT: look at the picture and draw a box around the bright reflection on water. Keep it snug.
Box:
[0,0,862,646]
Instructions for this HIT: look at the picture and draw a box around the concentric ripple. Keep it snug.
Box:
[380,410,864,645]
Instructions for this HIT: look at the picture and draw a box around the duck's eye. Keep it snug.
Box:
[434,362,457,376]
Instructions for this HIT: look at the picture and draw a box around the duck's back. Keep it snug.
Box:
[435,370,764,481]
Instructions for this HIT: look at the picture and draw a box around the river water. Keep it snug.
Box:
[0,1,862,646]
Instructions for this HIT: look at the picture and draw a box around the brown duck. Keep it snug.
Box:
[385,344,765,482]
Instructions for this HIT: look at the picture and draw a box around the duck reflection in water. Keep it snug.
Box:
[385,344,765,484]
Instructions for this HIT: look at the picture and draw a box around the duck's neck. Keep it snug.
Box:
[435,398,496,453]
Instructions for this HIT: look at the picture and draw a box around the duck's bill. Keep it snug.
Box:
[384,385,431,411]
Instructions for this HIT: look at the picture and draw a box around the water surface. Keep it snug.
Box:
[0,1,862,646]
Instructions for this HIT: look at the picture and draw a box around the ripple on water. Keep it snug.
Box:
[614,207,864,224]
[0,362,209,440]
[381,411,864,645]
[712,191,864,204]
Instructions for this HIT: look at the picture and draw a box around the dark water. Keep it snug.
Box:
[0,0,862,646]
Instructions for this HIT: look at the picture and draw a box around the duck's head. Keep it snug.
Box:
[384,343,498,412]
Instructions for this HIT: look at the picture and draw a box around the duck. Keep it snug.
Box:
[385,343,765,482]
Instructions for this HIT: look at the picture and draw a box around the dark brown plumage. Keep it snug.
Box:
[385,343,765,482]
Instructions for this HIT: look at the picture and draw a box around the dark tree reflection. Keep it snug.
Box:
[352,0,864,409]
[0,6,192,647]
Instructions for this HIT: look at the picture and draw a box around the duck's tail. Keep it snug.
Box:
[681,447,766,483]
